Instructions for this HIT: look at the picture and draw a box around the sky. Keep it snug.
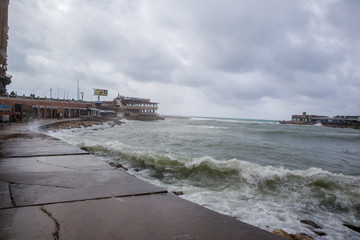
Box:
[6,0,360,120]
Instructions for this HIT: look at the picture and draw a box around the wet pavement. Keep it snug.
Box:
[0,121,282,240]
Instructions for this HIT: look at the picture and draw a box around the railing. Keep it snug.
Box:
[0,94,89,103]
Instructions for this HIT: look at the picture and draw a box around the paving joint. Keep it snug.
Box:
[0,190,169,210]
[0,152,90,159]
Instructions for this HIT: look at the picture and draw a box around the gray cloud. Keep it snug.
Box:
[6,0,360,119]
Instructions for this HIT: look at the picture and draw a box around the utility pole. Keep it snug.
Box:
[77,78,80,101]
[50,88,52,98]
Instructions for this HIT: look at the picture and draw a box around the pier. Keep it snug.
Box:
[0,121,282,239]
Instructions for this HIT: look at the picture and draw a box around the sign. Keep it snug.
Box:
[94,89,108,96]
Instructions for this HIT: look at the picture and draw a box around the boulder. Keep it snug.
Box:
[80,146,89,152]
[172,191,184,196]
[115,163,128,171]
[300,220,322,229]
[272,229,313,240]
[313,231,326,236]
[343,224,360,233]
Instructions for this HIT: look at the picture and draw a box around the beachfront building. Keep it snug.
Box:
[0,0,11,96]
[101,94,162,120]
[290,112,360,129]
[291,112,329,123]
[291,112,360,124]
[0,94,99,122]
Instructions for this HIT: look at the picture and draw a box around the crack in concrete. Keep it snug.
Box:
[1,190,168,210]
[8,183,17,207]
[36,159,75,170]
[40,207,60,240]
[0,179,75,189]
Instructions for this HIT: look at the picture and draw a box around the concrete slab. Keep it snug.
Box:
[0,133,88,157]
[40,194,282,240]
[0,155,111,174]
[0,181,12,208]
[1,170,166,207]
[0,206,55,240]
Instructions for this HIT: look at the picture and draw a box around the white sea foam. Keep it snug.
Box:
[47,118,360,240]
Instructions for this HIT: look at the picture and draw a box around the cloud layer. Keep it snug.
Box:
[7,0,360,119]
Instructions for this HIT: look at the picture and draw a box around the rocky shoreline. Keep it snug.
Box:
[272,220,360,240]
[39,117,125,132]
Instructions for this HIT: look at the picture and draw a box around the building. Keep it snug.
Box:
[291,112,360,124]
[0,92,163,122]
[0,0,11,96]
[0,94,99,122]
[288,112,360,129]
[291,112,329,123]
[101,94,163,120]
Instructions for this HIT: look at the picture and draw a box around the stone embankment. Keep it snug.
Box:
[40,117,124,131]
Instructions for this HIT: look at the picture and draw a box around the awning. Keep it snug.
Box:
[0,105,12,111]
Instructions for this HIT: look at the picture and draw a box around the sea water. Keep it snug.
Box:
[49,117,360,239]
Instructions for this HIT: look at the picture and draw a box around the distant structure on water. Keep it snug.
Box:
[0,0,11,96]
[281,112,360,129]
[101,94,163,121]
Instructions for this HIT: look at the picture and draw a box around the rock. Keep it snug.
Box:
[172,191,184,196]
[300,220,322,229]
[115,163,128,171]
[272,229,313,240]
[272,229,291,239]
[134,169,140,172]
[80,146,89,152]
[297,233,313,239]
[313,231,326,236]
[343,224,360,233]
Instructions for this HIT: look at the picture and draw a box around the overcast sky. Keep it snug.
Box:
[7,0,360,120]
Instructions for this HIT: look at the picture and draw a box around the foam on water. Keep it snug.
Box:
[49,119,360,239]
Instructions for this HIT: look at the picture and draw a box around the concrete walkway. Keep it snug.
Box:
[0,122,283,240]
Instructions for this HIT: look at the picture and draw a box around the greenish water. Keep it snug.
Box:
[50,117,360,239]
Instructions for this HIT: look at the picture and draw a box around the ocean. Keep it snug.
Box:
[49,117,360,239]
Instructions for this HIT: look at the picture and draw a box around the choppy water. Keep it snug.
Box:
[49,117,360,239]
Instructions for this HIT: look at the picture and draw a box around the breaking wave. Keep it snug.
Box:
[80,141,360,218]
[49,118,360,240]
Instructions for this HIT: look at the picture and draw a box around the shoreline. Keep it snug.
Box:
[40,119,339,240]
[278,120,360,130]
[0,120,285,239]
